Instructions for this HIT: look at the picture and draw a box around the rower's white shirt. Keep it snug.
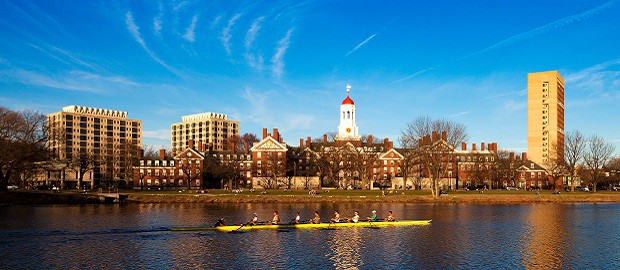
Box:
[295,215,300,222]
[352,214,359,222]
[252,216,258,222]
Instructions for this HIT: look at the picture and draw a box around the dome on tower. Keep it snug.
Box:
[342,96,354,105]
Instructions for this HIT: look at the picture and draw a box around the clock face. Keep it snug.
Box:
[346,128,351,133]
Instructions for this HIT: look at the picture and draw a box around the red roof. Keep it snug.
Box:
[342,96,354,105]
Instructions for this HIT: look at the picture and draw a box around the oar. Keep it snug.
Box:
[366,218,380,229]
[277,218,296,232]
[229,222,247,233]
[322,221,336,230]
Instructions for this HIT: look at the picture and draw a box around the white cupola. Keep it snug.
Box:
[337,84,360,141]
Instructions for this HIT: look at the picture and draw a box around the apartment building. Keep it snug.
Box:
[46,105,142,188]
[170,112,239,154]
[528,71,565,165]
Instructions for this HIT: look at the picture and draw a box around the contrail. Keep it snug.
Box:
[344,33,377,57]
[391,0,618,84]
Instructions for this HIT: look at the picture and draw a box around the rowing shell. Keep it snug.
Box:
[171,220,431,232]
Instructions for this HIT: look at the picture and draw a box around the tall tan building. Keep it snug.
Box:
[528,71,565,165]
[170,112,239,154]
[46,105,142,187]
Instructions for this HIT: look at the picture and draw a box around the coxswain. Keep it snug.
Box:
[214,218,225,227]
[348,211,360,223]
[330,210,341,223]
[367,210,378,221]
[385,210,396,222]
[272,211,280,224]
[311,211,321,224]
[248,213,258,226]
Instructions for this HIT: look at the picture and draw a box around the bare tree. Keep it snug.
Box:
[0,108,48,191]
[256,152,286,189]
[179,155,203,190]
[73,152,96,190]
[583,134,615,192]
[607,157,620,185]
[402,116,468,197]
[350,148,379,190]
[564,130,586,191]
[240,133,259,151]
[540,141,567,190]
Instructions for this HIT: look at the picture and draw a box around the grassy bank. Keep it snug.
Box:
[124,189,620,204]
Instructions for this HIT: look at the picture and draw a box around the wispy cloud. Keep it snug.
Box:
[344,33,377,57]
[183,14,199,42]
[173,0,189,11]
[244,16,265,70]
[0,69,141,93]
[220,14,242,55]
[271,28,294,79]
[125,11,179,75]
[210,16,222,30]
[495,100,526,121]
[240,87,274,126]
[448,111,471,118]
[564,58,620,106]
[392,0,618,84]
[153,3,163,35]
[143,129,170,140]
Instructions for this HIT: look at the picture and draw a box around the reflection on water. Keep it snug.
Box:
[1,203,620,269]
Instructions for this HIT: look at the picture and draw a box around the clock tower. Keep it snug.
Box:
[337,85,360,141]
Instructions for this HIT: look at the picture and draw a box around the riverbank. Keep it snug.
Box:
[124,189,620,204]
[4,189,620,205]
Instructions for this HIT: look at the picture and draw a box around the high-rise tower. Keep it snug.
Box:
[527,71,565,165]
[337,85,360,141]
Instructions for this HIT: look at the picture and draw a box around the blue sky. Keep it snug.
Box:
[1,0,619,154]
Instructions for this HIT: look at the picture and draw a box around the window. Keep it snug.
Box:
[531,172,535,178]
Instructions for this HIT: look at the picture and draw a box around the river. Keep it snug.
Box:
[1,203,619,269]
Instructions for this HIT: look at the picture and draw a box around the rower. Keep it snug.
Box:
[311,211,321,224]
[385,210,396,222]
[330,210,341,223]
[348,211,360,223]
[367,210,378,221]
[294,212,301,224]
[214,218,225,227]
[248,213,258,226]
[272,211,280,224]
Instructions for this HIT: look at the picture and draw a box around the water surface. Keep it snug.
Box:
[1,203,619,269]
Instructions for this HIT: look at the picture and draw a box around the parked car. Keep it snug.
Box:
[7,184,19,190]
[506,186,519,190]
[612,186,620,191]
[575,186,589,192]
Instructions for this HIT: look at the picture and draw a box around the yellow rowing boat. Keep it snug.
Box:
[171,220,431,232]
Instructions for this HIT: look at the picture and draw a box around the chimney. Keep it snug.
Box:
[273,128,280,142]
[462,142,467,150]
[432,131,438,141]
[472,143,477,151]
[441,131,447,141]
[384,138,389,145]
[481,142,485,151]
[510,152,515,161]
[262,128,268,139]
[368,135,373,143]
[198,141,203,152]
[188,139,194,149]
[386,141,393,150]
[244,143,249,154]
[522,152,527,161]
[306,137,311,148]
[159,149,166,160]
[323,134,328,143]
[300,138,304,147]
